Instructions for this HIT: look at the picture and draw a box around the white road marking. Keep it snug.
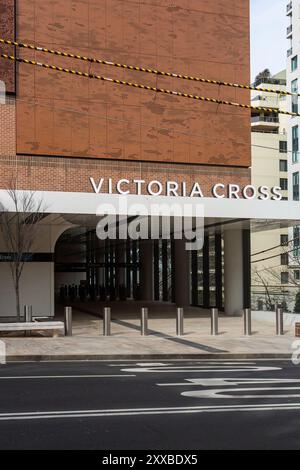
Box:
[158,378,300,387]
[0,375,136,380]
[0,403,300,421]
[193,359,256,366]
[136,363,170,366]
[182,386,300,399]
[122,366,281,373]
[109,363,169,367]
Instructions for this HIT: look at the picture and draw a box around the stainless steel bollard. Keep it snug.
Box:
[176,308,184,336]
[64,306,73,337]
[103,307,111,336]
[211,308,219,336]
[141,308,148,336]
[244,308,252,336]
[276,306,284,336]
[24,305,32,323]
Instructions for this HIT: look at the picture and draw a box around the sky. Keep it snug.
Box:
[251,0,286,80]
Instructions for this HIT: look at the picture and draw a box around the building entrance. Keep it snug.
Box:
[54,227,226,311]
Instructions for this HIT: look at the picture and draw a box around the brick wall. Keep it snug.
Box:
[0,96,16,158]
[0,0,15,93]
[16,0,251,167]
[0,96,250,194]
[0,154,250,196]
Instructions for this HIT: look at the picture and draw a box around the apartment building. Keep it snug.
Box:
[251,70,292,310]
[286,1,300,310]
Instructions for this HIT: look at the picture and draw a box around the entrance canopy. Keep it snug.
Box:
[0,190,299,232]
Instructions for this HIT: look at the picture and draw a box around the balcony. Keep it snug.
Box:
[287,1,292,15]
[253,77,286,88]
[251,95,280,109]
[287,47,293,57]
[251,115,280,131]
[287,24,293,38]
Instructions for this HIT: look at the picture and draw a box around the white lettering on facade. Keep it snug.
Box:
[89,178,283,201]
[258,186,270,200]
[148,181,163,196]
[212,183,225,198]
[228,184,240,199]
[89,177,104,194]
[189,182,204,198]
[133,180,145,195]
[166,181,179,197]
[242,185,256,200]
[116,179,130,195]
[271,186,283,201]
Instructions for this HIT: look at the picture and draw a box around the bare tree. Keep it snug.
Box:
[252,267,275,311]
[252,237,300,311]
[0,187,45,320]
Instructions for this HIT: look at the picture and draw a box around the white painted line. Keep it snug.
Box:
[122,366,281,373]
[136,363,170,367]
[0,403,300,421]
[0,375,136,380]
[110,363,170,367]
[182,386,300,399]
[158,378,300,387]
[111,362,256,367]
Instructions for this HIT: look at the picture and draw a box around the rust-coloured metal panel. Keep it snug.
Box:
[16,0,251,167]
[0,0,15,93]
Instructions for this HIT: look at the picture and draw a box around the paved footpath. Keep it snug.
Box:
[1,334,297,360]
[0,360,300,449]
[1,308,299,360]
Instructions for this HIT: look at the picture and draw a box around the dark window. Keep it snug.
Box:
[279,141,287,153]
[281,253,289,266]
[294,226,300,247]
[295,270,300,281]
[282,196,288,201]
[280,178,288,191]
[292,55,298,72]
[281,234,289,246]
[292,125,299,163]
[279,160,288,172]
[292,79,299,113]
[293,172,299,201]
[281,272,289,284]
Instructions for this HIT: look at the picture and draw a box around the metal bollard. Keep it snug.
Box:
[24,305,32,323]
[103,307,111,336]
[244,308,252,336]
[141,308,148,336]
[24,305,33,337]
[211,308,219,336]
[64,306,73,337]
[176,308,184,336]
[276,305,284,336]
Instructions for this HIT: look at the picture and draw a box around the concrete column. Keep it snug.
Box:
[224,229,248,316]
[174,240,191,307]
[140,240,154,301]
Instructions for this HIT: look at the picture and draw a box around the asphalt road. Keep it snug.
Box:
[0,359,299,450]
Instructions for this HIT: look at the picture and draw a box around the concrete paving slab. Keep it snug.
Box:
[0,302,297,361]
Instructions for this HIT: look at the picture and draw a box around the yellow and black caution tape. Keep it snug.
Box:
[0,37,296,98]
[1,52,299,117]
